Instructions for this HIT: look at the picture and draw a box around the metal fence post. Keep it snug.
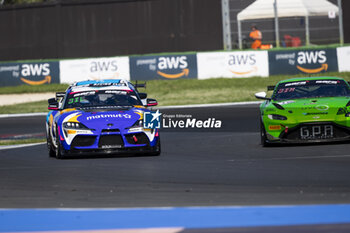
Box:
[273,0,280,48]
[221,0,232,50]
[238,20,242,49]
[305,16,310,46]
[338,0,344,45]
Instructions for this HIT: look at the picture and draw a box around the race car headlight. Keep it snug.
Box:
[337,108,346,115]
[127,119,144,132]
[131,119,143,127]
[63,122,89,130]
[337,108,350,117]
[268,114,287,120]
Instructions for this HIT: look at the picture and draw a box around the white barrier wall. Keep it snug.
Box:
[60,56,130,84]
[337,46,350,72]
[197,51,269,79]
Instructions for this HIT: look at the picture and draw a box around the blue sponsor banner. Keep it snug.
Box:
[0,61,60,87]
[269,48,338,75]
[130,54,197,80]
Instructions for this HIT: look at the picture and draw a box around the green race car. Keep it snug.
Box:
[255,77,350,146]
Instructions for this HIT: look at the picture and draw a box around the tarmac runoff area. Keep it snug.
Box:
[0,92,55,106]
[2,103,350,232]
[0,92,53,147]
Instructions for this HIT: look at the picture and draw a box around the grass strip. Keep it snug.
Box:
[0,138,45,146]
[145,72,350,106]
[0,100,48,114]
[0,84,69,95]
[1,72,350,113]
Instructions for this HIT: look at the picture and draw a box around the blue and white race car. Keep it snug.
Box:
[46,79,160,159]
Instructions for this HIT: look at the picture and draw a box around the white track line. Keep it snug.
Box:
[0,112,47,118]
[0,142,45,150]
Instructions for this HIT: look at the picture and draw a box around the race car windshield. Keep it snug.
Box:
[65,90,143,108]
[273,80,350,101]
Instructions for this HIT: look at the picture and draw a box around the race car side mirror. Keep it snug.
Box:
[255,92,271,100]
[267,86,275,91]
[55,92,65,100]
[139,93,148,99]
[147,98,158,107]
[48,98,59,110]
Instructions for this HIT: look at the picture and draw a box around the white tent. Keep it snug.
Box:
[236,0,339,49]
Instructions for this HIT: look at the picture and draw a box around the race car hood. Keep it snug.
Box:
[265,96,350,123]
[60,107,145,130]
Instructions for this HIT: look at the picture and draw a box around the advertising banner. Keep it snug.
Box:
[197,51,269,79]
[60,56,130,84]
[129,54,197,80]
[269,49,338,75]
[337,46,350,72]
[0,62,60,87]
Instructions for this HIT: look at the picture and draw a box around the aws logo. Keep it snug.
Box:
[228,54,257,75]
[156,56,189,79]
[89,60,119,80]
[90,60,118,72]
[296,51,328,74]
[20,63,52,85]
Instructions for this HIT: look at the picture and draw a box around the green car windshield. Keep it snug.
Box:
[273,80,350,101]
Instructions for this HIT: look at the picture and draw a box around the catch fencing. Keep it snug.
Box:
[0,0,222,61]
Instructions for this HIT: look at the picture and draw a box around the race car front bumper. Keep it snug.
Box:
[266,122,350,144]
[60,130,160,154]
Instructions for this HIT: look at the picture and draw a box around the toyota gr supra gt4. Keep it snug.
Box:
[255,77,350,146]
[46,79,160,159]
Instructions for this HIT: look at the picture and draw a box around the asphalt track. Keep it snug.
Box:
[1,104,350,231]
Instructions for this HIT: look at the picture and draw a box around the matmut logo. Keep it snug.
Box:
[20,63,51,85]
[156,56,189,79]
[296,51,328,74]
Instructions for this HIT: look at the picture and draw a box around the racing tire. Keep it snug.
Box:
[149,139,161,156]
[55,128,67,159]
[260,120,270,147]
[46,124,56,157]
[47,137,55,157]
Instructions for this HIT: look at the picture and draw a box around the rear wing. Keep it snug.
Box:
[133,81,146,90]
[267,85,275,91]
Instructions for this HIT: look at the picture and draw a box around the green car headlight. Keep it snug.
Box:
[268,114,287,120]
[337,108,350,117]
[337,108,346,115]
